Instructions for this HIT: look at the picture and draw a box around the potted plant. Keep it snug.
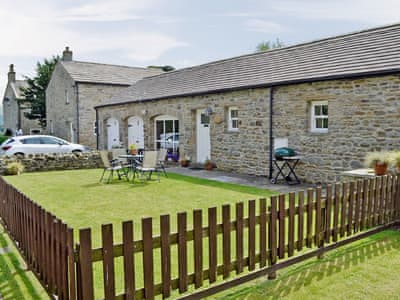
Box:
[390,151,400,173]
[364,151,391,176]
[129,144,138,155]
[204,159,215,171]
[180,156,191,167]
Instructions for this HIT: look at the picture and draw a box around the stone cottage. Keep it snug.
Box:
[95,23,400,183]
[46,47,164,148]
[2,64,39,135]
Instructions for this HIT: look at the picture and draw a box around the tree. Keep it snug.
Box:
[20,56,59,128]
[256,38,285,52]
[147,65,175,72]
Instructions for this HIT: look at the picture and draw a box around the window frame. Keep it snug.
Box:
[154,115,179,154]
[310,101,328,133]
[65,89,70,104]
[228,107,239,132]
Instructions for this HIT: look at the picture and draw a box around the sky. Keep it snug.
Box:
[1,0,400,113]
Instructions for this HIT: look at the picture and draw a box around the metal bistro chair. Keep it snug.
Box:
[99,150,129,183]
[157,148,168,177]
[136,151,160,182]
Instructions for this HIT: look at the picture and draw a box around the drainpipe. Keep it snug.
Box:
[76,84,80,144]
[95,108,99,150]
[269,87,274,179]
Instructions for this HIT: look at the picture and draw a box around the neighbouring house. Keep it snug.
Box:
[95,23,400,183]
[2,64,40,135]
[46,47,164,148]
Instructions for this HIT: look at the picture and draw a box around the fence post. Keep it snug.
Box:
[77,228,94,300]
[268,195,277,280]
[316,187,324,259]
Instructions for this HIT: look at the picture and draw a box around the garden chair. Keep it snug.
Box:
[157,148,168,177]
[136,151,160,182]
[99,150,129,183]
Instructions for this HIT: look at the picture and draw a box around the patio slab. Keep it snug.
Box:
[168,167,314,194]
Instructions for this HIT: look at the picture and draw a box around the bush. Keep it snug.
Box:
[0,135,9,145]
[4,162,24,175]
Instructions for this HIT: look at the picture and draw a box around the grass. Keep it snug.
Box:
[5,169,400,299]
[4,169,276,246]
[0,224,49,300]
[213,229,400,299]
[4,169,276,299]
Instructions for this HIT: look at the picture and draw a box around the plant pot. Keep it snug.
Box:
[180,160,190,167]
[204,164,214,171]
[374,163,388,176]
[130,149,138,155]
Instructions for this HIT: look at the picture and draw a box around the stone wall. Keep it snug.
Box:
[3,84,19,133]
[78,84,129,149]
[97,88,271,176]
[273,74,400,183]
[46,63,129,148]
[97,74,400,183]
[0,151,103,174]
[46,63,77,142]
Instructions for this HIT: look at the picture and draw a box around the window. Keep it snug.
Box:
[22,137,42,144]
[40,137,66,145]
[65,89,69,104]
[154,115,179,154]
[228,107,239,131]
[49,120,54,135]
[311,101,328,133]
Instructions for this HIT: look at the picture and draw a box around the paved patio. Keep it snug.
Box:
[168,166,315,194]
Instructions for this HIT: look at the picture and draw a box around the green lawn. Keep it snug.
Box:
[4,169,400,300]
[0,225,49,300]
[4,169,277,299]
[213,229,400,300]
[5,169,276,247]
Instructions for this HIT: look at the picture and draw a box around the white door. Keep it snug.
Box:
[128,116,144,149]
[106,118,120,150]
[196,109,211,163]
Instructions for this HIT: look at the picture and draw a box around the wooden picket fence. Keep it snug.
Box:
[0,177,74,300]
[1,175,400,300]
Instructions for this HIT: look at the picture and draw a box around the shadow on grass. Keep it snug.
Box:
[0,228,47,300]
[167,173,276,197]
[218,230,400,299]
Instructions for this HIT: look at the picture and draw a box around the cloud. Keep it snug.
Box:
[245,19,284,33]
[272,0,400,24]
[60,0,155,22]
[0,1,186,62]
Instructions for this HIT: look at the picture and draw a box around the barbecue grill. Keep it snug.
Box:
[271,147,301,185]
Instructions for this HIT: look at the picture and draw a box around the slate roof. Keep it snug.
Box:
[11,80,28,98]
[60,61,165,85]
[99,23,400,108]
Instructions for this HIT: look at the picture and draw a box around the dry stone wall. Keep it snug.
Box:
[0,151,103,174]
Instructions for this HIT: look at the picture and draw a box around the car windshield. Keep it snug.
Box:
[2,138,15,145]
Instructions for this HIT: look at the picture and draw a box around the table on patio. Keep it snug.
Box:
[119,154,143,179]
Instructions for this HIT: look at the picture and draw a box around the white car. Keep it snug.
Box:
[0,135,88,157]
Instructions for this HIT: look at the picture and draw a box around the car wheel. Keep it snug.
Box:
[14,153,25,159]
[72,150,82,156]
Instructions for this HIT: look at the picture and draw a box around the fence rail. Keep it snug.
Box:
[1,175,400,300]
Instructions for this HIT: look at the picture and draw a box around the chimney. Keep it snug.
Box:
[8,64,16,83]
[62,46,73,61]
